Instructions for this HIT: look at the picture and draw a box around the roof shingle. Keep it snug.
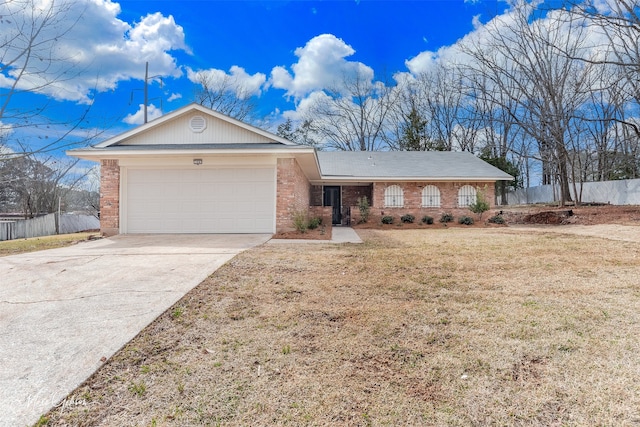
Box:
[317,151,513,180]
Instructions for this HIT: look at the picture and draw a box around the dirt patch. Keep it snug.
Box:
[501,204,640,226]
[43,227,640,425]
[272,225,331,240]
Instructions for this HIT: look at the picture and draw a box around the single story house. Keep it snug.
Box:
[69,104,513,235]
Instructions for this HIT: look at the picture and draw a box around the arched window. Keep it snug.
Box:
[384,185,404,207]
[458,185,477,207]
[421,185,441,207]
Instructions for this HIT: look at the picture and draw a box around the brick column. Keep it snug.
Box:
[100,159,120,236]
[276,158,310,232]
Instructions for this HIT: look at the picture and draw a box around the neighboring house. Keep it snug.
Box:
[69,104,513,235]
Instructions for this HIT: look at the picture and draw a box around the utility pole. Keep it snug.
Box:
[144,62,149,123]
[131,62,162,124]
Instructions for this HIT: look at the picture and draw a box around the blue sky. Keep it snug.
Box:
[1,0,509,156]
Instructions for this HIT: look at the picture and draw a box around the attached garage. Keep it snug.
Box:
[122,167,276,234]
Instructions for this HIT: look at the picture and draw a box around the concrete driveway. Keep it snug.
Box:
[0,234,270,427]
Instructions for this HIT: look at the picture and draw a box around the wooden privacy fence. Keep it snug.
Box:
[0,213,99,241]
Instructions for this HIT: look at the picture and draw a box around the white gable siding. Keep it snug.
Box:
[119,112,274,146]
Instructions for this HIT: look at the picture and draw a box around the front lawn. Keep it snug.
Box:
[0,232,99,257]
[43,228,640,426]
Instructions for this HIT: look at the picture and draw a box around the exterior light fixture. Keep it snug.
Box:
[193,158,203,166]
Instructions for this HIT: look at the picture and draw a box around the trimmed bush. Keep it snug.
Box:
[439,212,454,223]
[488,214,506,224]
[308,217,322,229]
[421,215,434,225]
[381,215,394,224]
[357,196,371,223]
[469,190,490,219]
[400,214,415,223]
[458,215,474,225]
[293,211,308,233]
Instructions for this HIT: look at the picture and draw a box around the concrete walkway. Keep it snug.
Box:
[269,226,363,244]
[0,234,270,427]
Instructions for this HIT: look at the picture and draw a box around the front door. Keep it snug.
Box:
[323,186,342,225]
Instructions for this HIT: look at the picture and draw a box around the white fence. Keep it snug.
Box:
[0,213,99,241]
[506,178,640,205]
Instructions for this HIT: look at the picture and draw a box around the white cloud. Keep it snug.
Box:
[167,93,182,102]
[123,104,163,125]
[187,66,267,99]
[281,91,330,122]
[0,121,14,139]
[405,50,439,75]
[270,34,374,98]
[0,0,190,104]
[404,3,611,79]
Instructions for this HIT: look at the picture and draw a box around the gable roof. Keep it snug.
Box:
[68,104,511,184]
[317,151,513,181]
[93,103,296,148]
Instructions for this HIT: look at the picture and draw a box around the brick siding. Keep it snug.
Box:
[276,158,311,232]
[309,206,332,225]
[351,181,497,224]
[310,185,323,206]
[100,159,120,236]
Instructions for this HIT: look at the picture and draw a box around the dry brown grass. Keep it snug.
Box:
[0,232,99,257]
[45,228,640,426]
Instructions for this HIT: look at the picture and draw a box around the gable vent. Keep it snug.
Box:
[189,115,207,133]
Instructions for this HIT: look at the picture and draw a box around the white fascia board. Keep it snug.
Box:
[68,147,315,161]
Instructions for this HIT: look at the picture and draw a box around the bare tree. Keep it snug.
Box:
[461,4,597,205]
[416,65,474,152]
[192,72,258,122]
[0,0,102,158]
[0,150,84,218]
[309,72,398,151]
[276,118,321,147]
[383,80,436,151]
[565,0,640,157]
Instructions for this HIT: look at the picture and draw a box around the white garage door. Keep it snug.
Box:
[125,168,275,233]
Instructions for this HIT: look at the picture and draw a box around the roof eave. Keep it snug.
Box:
[67,146,315,161]
[317,175,514,182]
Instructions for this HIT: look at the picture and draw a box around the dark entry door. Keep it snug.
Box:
[323,186,341,225]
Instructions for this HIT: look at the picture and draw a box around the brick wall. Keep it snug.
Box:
[310,185,323,206]
[309,206,332,225]
[276,158,311,232]
[100,159,120,236]
[342,185,373,209]
[353,181,497,224]
[340,185,372,225]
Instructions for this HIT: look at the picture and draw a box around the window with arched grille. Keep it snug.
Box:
[458,185,477,207]
[384,185,404,207]
[421,185,441,207]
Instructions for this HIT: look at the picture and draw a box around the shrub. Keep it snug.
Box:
[439,212,454,223]
[421,215,434,225]
[292,211,308,233]
[468,190,490,220]
[381,215,394,224]
[308,217,322,230]
[488,214,505,224]
[400,213,415,223]
[458,215,474,225]
[357,196,371,223]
